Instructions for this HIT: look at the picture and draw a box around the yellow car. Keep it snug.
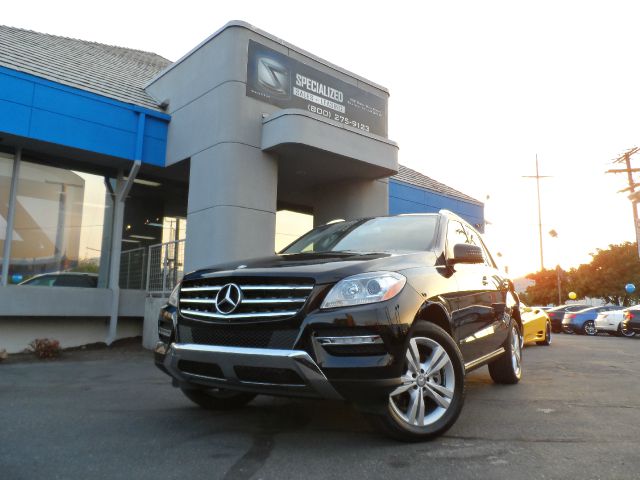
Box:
[520,304,552,346]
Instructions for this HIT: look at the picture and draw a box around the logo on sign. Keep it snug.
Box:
[257,56,290,98]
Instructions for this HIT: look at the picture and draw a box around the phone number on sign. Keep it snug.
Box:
[308,105,371,132]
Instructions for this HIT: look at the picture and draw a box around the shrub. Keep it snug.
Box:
[29,339,61,359]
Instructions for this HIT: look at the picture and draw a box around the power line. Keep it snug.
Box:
[606,146,640,259]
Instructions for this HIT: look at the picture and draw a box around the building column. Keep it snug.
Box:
[1,147,21,286]
[184,143,278,271]
[312,178,389,227]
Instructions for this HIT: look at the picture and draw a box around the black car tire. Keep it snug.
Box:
[370,322,465,442]
[488,324,522,384]
[583,320,597,336]
[536,322,551,346]
[180,387,257,410]
[620,323,636,338]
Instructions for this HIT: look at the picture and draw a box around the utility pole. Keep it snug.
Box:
[523,155,552,271]
[606,146,640,259]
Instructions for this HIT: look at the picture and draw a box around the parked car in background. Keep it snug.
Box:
[546,304,589,333]
[532,306,552,312]
[520,304,551,346]
[18,272,98,288]
[562,305,620,335]
[594,308,636,337]
[621,307,640,336]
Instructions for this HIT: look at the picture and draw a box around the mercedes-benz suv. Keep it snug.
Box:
[154,211,523,441]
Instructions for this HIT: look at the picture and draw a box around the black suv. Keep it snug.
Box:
[155,211,523,441]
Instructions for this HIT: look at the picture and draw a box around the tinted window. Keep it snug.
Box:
[23,275,56,286]
[565,305,588,312]
[465,225,496,267]
[282,216,439,254]
[54,275,95,288]
[446,220,468,257]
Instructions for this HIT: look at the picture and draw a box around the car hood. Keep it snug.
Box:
[182,251,439,285]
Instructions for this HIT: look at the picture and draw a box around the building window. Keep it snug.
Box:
[5,159,109,285]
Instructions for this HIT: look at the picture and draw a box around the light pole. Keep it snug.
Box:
[523,155,552,271]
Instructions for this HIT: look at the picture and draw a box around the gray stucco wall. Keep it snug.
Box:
[146,22,398,271]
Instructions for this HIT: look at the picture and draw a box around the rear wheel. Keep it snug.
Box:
[488,324,522,384]
[370,322,465,442]
[180,387,257,410]
[583,320,597,336]
[536,322,551,346]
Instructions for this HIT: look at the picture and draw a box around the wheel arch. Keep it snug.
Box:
[414,301,453,337]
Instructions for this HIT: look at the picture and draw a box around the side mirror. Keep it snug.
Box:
[450,243,484,264]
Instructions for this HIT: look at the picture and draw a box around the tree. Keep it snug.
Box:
[523,268,569,306]
[570,242,640,306]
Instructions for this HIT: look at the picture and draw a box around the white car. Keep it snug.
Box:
[594,308,636,337]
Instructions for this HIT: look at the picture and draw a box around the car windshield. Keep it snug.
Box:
[281,215,439,254]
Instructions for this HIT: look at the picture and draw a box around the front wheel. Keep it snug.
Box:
[370,322,465,442]
[180,386,257,410]
[620,323,636,338]
[583,320,597,336]
[488,324,522,384]
[536,322,551,346]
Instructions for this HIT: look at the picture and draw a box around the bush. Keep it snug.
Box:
[29,339,61,359]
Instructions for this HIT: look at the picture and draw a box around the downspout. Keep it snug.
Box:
[106,113,145,345]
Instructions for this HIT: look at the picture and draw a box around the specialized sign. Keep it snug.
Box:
[246,40,387,137]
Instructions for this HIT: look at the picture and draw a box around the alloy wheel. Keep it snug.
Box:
[621,325,636,338]
[389,337,456,428]
[511,326,522,377]
[545,323,551,344]
[584,321,597,336]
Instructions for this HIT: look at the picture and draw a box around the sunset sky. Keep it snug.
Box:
[5,0,640,277]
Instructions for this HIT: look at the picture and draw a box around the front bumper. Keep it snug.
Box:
[156,341,343,399]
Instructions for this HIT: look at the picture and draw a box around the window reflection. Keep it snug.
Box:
[6,160,108,284]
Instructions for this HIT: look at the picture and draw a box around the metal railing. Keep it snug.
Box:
[119,239,185,296]
[146,239,185,296]
[119,247,147,290]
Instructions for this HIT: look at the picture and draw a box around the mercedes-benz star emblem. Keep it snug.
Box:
[215,283,243,315]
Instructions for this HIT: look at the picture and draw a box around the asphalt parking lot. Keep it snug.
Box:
[1,334,639,480]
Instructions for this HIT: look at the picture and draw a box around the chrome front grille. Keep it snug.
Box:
[178,277,314,321]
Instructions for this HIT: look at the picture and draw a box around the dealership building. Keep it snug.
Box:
[0,22,484,353]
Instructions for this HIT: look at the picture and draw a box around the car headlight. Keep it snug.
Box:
[320,272,406,309]
[167,283,181,307]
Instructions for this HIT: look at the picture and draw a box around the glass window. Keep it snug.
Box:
[7,160,109,285]
[0,151,15,282]
[275,210,313,252]
[465,225,496,268]
[282,215,439,254]
[446,220,469,257]
[20,274,56,286]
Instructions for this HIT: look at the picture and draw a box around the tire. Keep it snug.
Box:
[180,386,257,410]
[370,322,465,442]
[620,323,636,338]
[536,322,551,346]
[583,320,597,336]
[488,324,522,384]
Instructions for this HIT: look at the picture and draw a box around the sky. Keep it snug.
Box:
[4,0,640,277]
